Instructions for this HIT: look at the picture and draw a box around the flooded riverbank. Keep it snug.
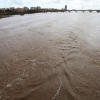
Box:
[0,12,100,100]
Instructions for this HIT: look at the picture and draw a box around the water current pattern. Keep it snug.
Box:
[0,12,100,100]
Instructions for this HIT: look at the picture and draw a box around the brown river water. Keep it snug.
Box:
[0,12,100,100]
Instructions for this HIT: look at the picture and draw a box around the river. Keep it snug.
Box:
[0,12,100,100]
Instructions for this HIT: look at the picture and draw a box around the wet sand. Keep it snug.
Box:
[0,12,100,100]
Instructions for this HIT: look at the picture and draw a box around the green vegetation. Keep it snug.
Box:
[0,8,66,19]
[0,15,10,18]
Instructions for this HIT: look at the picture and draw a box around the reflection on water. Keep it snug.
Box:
[0,12,100,100]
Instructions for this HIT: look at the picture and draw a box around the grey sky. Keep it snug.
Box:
[0,0,100,10]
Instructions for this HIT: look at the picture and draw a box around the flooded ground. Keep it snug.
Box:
[0,12,100,100]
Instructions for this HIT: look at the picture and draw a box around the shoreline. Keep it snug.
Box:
[0,15,11,19]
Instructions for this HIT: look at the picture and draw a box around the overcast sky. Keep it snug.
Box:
[0,0,100,10]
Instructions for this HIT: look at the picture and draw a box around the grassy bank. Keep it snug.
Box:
[0,15,10,19]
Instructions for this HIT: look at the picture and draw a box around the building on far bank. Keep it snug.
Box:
[41,8,48,12]
[14,8,24,12]
[49,8,54,11]
[23,7,29,11]
[0,8,4,11]
[0,8,7,11]
[9,7,15,10]
[65,5,67,10]
[30,6,41,11]
[30,7,37,10]
[37,6,41,10]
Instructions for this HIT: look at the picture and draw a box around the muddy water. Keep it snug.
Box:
[0,12,100,100]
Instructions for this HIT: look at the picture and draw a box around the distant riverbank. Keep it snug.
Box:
[0,15,11,18]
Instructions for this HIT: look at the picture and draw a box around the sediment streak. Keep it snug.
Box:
[52,70,62,100]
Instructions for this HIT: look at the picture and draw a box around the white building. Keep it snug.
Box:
[30,7,37,10]
[23,7,29,11]
[0,8,6,11]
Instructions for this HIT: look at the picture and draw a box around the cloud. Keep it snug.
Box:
[5,0,100,5]
[0,0,100,9]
